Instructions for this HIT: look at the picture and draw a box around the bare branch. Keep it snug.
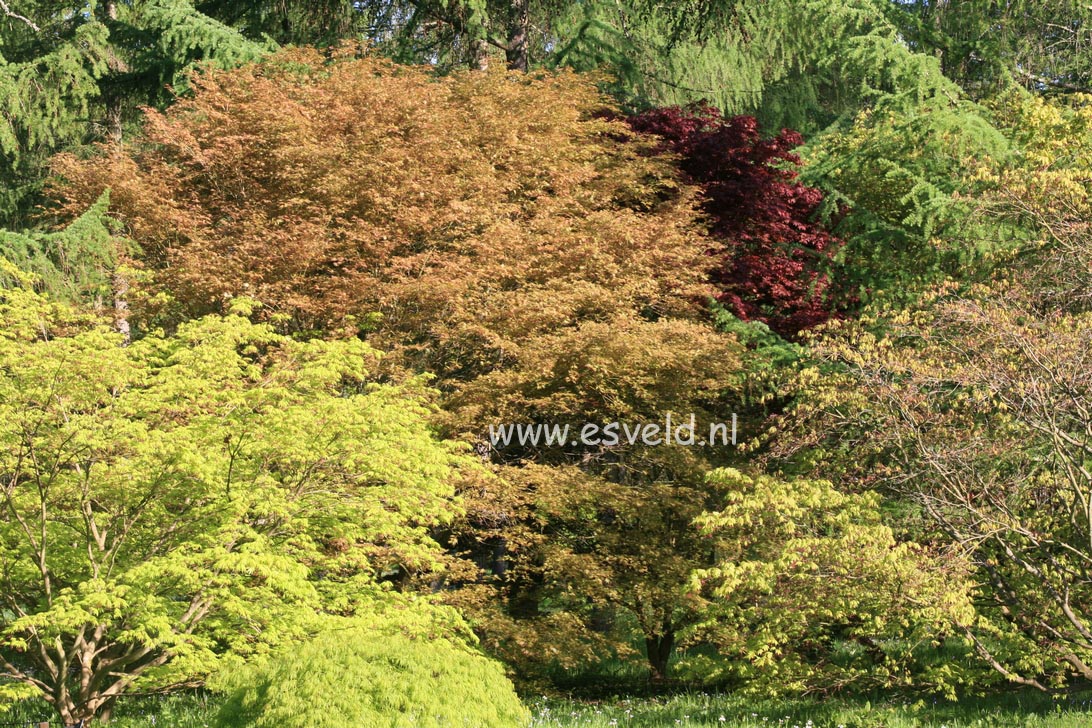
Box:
[0,0,38,32]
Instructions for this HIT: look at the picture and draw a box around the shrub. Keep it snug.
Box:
[213,631,531,728]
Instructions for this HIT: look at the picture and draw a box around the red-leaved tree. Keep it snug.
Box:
[628,105,843,337]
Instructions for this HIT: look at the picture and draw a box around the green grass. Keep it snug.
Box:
[526,691,1092,727]
[0,692,217,727]
[5,689,1092,727]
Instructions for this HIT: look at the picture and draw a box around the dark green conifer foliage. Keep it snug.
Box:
[0,191,120,302]
[892,0,1092,98]
[800,100,1015,306]
[0,1,266,228]
[347,0,975,132]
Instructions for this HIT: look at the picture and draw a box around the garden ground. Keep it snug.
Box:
[6,689,1092,727]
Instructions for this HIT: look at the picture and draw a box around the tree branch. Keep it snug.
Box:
[0,0,38,32]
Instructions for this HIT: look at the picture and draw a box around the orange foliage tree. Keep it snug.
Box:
[53,47,746,680]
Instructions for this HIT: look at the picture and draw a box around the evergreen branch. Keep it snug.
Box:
[639,67,717,97]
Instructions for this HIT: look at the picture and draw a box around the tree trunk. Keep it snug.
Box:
[59,701,95,727]
[114,268,130,345]
[102,0,125,143]
[104,99,123,144]
[470,37,490,71]
[505,0,529,72]
[57,688,103,727]
[490,537,508,576]
[98,695,117,723]
[645,629,675,680]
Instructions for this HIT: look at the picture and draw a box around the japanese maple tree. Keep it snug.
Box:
[627,104,844,337]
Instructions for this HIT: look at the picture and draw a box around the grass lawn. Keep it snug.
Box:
[526,691,1092,727]
[6,689,1092,727]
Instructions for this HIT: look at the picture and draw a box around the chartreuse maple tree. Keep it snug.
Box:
[772,92,1092,691]
[790,293,1092,690]
[0,264,476,726]
[213,631,529,728]
[687,469,973,695]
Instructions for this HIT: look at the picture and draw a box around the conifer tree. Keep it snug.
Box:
[0,0,266,228]
[0,191,118,303]
[893,0,1092,98]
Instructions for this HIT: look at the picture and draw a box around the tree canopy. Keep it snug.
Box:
[7,1,1092,723]
[0,269,474,724]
